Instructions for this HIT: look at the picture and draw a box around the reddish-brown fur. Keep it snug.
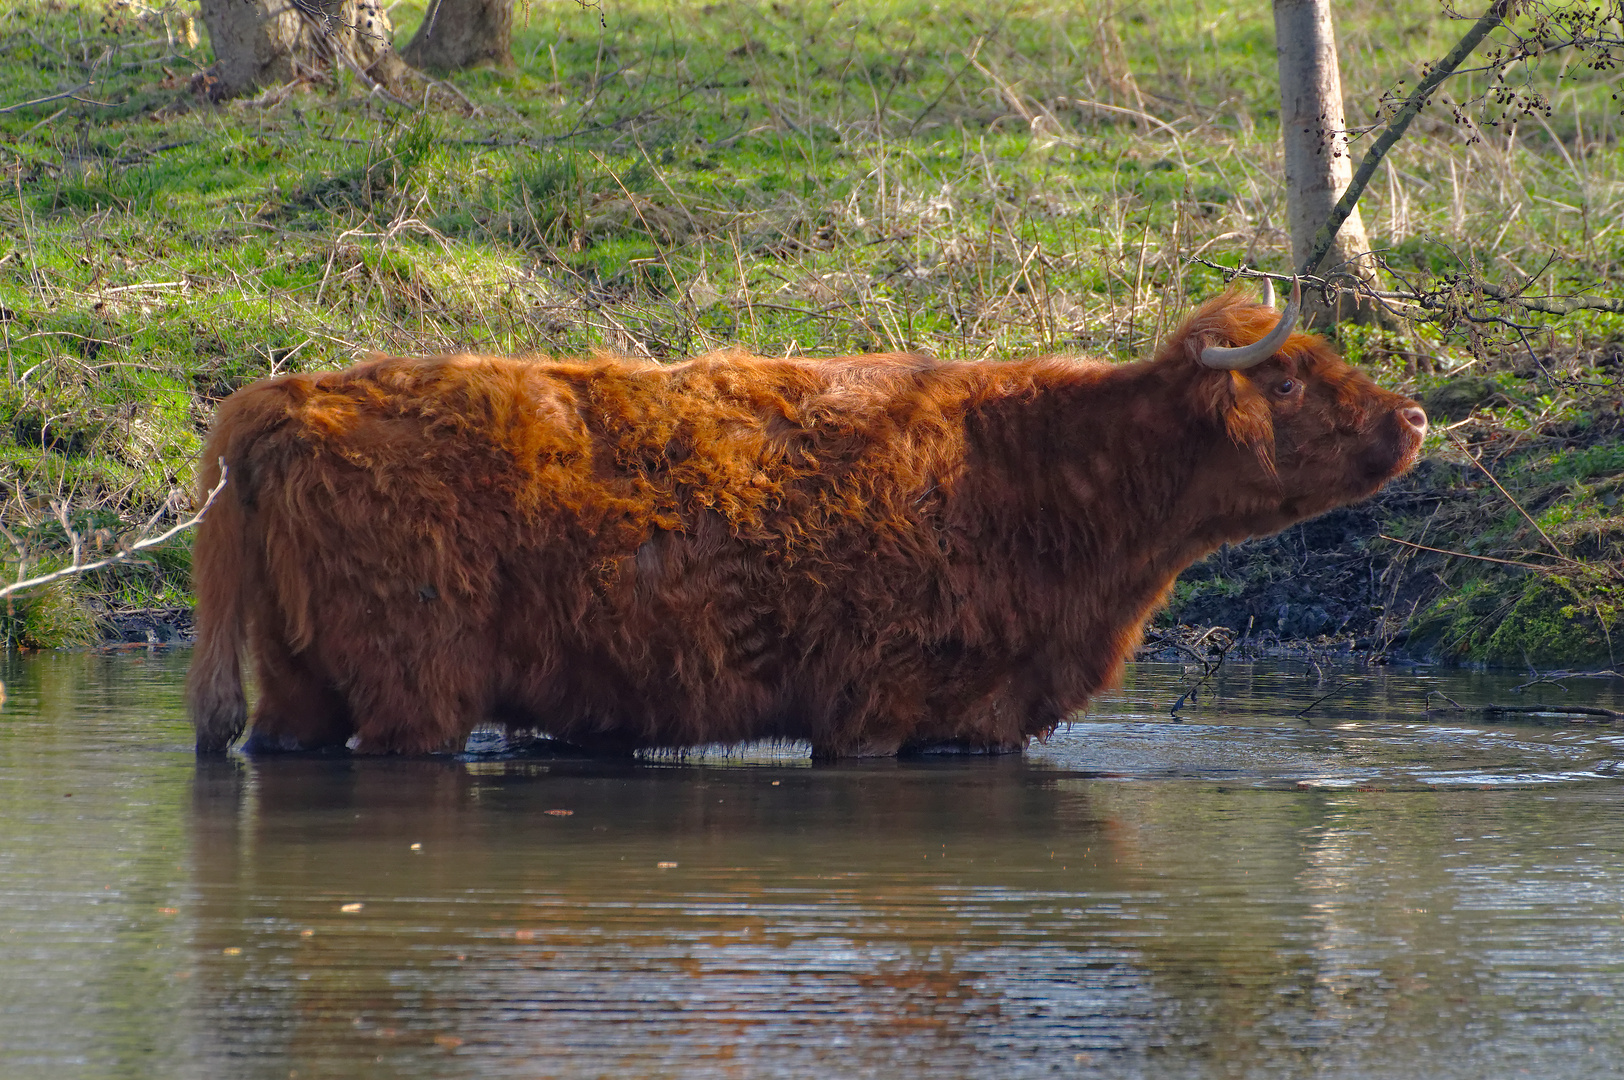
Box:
[188,290,1426,757]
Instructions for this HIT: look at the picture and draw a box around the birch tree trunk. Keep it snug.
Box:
[1273,0,1381,325]
[402,0,513,72]
[197,0,415,100]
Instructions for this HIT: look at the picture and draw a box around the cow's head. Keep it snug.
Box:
[1168,279,1428,539]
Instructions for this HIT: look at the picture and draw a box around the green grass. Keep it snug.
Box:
[0,0,1620,654]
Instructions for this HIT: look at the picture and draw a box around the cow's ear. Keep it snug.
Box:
[1176,309,1276,470]
[1200,368,1276,473]
[1224,372,1271,448]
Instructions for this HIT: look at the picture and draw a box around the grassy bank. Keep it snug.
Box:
[1,0,1620,662]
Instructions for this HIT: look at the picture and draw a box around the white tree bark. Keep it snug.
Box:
[1273,0,1380,323]
[198,0,412,100]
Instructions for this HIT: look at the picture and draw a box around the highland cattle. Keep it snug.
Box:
[188,281,1426,757]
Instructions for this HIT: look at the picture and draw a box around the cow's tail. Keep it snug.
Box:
[186,441,248,754]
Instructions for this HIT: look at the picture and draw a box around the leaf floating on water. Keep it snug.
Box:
[410,842,422,850]
[221,947,242,956]
[514,929,535,941]
[434,1035,464,1050]
[157,906,178,915]
[340,902,364,913]
[300,929,315,938]
[657,861,678,869]
[545,809,573,816]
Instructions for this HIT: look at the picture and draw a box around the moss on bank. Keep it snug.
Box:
[1406,574,1620,669]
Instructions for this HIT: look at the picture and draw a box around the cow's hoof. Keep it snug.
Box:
[241,731,345,755]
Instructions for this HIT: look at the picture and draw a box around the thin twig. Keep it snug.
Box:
[1166,627,1234,718]
[1376,534,1558,570]
[1424,697,1623,721]
[1448,433,1569,562]
[0,467,228,602]
[1296,680,1347,720]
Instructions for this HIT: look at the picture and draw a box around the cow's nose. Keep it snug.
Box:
[1399,406,1428,434]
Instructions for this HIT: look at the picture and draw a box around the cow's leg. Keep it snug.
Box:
[896,738,1027,757]
[553,732,641,758]
[340,684,467,756]
[810,735,1025,759]
[241,640,354,754]
[809,736,902,761]
[806,675,925,760]
[340,639,486,755]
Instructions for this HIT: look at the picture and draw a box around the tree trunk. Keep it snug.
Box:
[1273,0,1381,325]
[401,0,513,72]
[197,0,414,100]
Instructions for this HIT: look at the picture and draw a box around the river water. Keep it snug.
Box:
[2,649,1623,1079]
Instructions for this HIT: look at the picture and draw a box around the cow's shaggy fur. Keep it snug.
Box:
[188,291,1425,757]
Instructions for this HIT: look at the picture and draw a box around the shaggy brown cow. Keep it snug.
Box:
[188,282,1426,758]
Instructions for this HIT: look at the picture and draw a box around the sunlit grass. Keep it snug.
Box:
[0,0,1619,649]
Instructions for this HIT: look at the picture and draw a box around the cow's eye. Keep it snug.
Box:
[1274,379,1297,396]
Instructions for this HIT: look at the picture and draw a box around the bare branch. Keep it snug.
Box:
[0,467,229,603]
[1301,2,1512,276]
[0,81,93,115]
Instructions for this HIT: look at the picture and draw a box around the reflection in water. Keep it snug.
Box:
[185,756,1138,1078]
[2,650,1624,1078]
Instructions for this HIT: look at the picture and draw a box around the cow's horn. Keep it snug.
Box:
[1259,276,1275,310]
[1200,276,1301,370]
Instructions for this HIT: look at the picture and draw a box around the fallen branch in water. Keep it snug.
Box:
[1161,625,1235,718]
[1426,697,1623,722]
[1511,668,1624,693]
[0,466,227,603]
[1480,703,1623,721]
[1296,680,1348,720]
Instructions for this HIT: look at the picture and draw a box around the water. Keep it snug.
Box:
[3,650,1624,1079]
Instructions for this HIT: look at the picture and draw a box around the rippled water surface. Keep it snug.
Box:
[3,650,1624,1079]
